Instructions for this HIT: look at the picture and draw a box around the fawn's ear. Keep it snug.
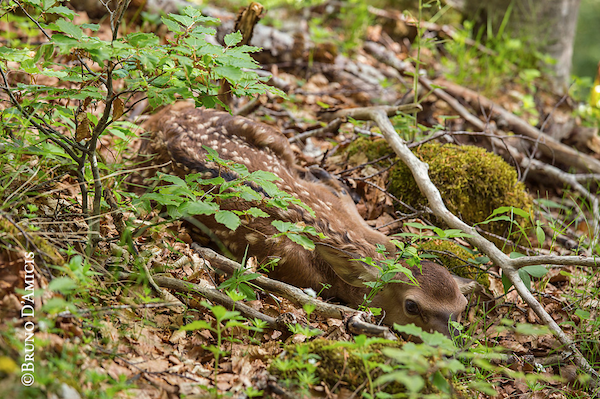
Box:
[452,274,494,302]
[315,243,379,287]
[452,275,478,296]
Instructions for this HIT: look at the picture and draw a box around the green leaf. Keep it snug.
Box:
[211,305,241,323]
[169,14,194,28]
[575,308,591,320]
[215,210,241,231]
[213,65,243,83]
[431,370,451,394]
[51,33,79,53]
[246,207,269,218]
[157,173,187,187]
[48,277,77,294]
[374,369,425,393]
[181,200,219,215]
[139,193,178,206]
[55,19,83,40]
[81,23,100,31]
[180,320,214,331]
[46,5,76,19]
[535,223,545,247]
[183,5,200,17]
[521,265,548,278]
[514,323,549,335]
[518,269,532,290]
[224,31,242,47]
[127,32,159,48]
[272,220,295,233]
[161,16,183,33]
[501,272,512,294]
[249,170,280,182]
[287,233,315,250]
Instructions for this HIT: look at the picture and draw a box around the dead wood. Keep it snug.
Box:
[190,244,402,340]
[438,79,600,174]
[151,274,287,331]
[192,244,365,319]
[345,314,397,340]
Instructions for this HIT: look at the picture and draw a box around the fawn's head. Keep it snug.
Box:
[317,244,470,338]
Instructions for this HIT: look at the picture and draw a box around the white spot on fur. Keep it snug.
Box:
[245,233,260,244]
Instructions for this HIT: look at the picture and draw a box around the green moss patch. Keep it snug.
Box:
[419,239,489,287]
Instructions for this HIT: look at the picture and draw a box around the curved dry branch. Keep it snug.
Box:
[509,254,600,269]
[192,244,359,319]
[323,106,600,387]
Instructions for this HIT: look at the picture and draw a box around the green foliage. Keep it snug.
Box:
[136,145,321,249]
[0,1,278,254]
[358,241,421,314]
[270,326,499,397]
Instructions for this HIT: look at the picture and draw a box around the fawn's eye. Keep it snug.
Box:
[405,300,420,316]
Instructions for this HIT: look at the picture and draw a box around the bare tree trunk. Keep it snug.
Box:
[452,0,581,93]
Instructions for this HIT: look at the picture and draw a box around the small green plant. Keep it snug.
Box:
[358,241,421,314]
[181,301,263,393]
[271,340,322,395]
[136,145,322,250]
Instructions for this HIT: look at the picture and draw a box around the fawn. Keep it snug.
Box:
[128,103,471,337]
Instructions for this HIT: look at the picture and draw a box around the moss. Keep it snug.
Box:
[345,137,391,163]
[269,339,412,394]
[419,239,489,288]
[388,143,532,238]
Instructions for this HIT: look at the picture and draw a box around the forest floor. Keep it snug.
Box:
[0,1,599,399]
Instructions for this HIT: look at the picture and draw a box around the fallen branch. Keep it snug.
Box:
[191,244,398,339]
[437,79,600,174]
[321,105,600,388]
[192,244,359,319]
[150,275,297,333]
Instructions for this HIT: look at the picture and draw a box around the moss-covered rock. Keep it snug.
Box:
[345,136,391,162]
[269,337,456,395]
[346,139,533,240]
[419,239,489,288]
[389,142,532,232]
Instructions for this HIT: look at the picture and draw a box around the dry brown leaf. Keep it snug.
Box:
[76,113,91,141]
[113,97,124,120]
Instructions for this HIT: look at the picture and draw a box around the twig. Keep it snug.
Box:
[150,274,321,335]
[523,158,600,250]
[192,244,359,319]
